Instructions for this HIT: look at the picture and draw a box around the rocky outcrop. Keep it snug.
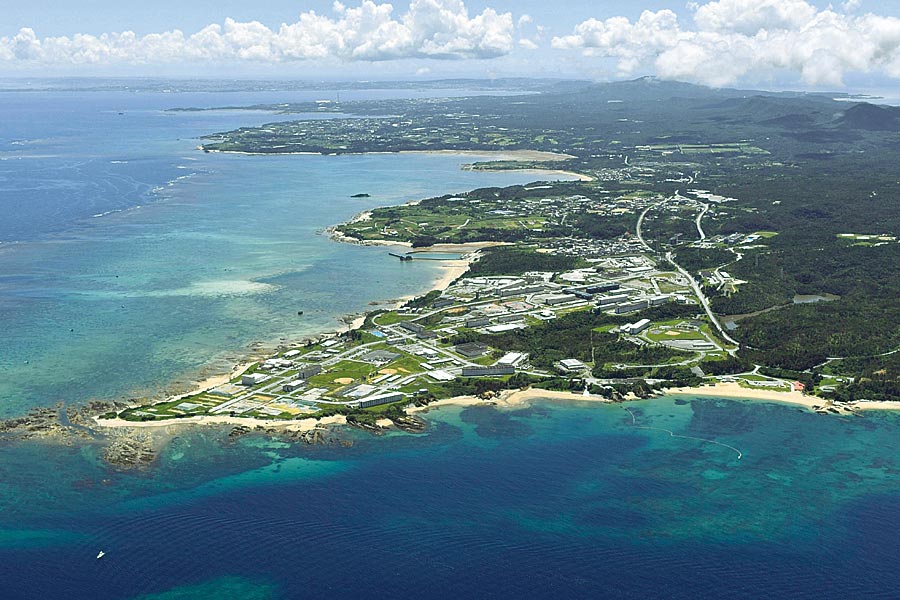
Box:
[391,414,427,433]
[0,403,93,443]
[102,433,156,468]
[227,424,345,446]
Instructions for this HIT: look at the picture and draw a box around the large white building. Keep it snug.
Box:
[622,319,651,335]
[558,358,588,373]
[496,352,528,368]
[241,373,269,386]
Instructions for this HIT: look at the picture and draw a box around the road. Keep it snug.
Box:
[695,203,709,241]
[635,192,740,352]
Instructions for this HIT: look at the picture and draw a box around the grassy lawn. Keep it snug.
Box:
[738,374,775,382]
[307,360,376,389]
[373,311,408,326]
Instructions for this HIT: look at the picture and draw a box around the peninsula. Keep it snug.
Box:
[7,78,900,465]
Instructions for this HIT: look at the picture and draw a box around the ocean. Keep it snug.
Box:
[2,397,900,599]
[2,87,900,599]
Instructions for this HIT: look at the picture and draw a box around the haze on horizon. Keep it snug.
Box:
[3,0,900,92]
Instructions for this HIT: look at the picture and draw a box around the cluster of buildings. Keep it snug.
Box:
[540,236,647,258]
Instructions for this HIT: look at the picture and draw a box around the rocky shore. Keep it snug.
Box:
[227,423,351,447]
[0,399,359,469]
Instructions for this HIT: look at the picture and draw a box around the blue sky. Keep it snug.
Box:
[3,0,900,89]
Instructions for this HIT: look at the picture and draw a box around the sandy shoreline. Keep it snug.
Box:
[524,169,593,182]
[409,382,900,418]
[850,400,900,411]
[656,382,898,415]
[430,259,470,290]
[408,388,612,415]
[210,147,590,182]
[95,377,900,433]
[464,166,593,182]
[666,382,822,408]
[206,148,576,162]
[171,362,254,404]
[95,414,348,432]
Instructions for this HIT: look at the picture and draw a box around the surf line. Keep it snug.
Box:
[623,407,742,460]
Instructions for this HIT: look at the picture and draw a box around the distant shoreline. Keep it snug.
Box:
[202,148,576,162]
[204,147,591,181]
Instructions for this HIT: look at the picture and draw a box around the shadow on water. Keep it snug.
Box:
[459,405,535,438]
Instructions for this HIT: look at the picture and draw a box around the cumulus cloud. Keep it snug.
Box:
[552,0,900,86]
[0,0,515,66]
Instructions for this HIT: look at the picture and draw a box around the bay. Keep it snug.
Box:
[0,89,552,416]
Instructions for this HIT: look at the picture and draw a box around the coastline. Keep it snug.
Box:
[95,413,348,432]
[665,382,855,413]
[26,145,900,437]
[407,381,900,419]
[205,148,576,162]
[208,147,590,183]
[92,242,477,429]
[92,376,900,434]
[463,166,594,182]
[408,388,612,416]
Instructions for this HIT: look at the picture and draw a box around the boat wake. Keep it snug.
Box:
[623,406,743,460]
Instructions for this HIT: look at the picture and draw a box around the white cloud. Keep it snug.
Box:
[552,0,900,86]
[693,0,817,35]
[0,0,515,67]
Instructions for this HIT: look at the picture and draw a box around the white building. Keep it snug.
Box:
[622,319,651,335]
[428,369,456,382]
[558,358,588,373]
[496,352,529,368]
[353,392,405,409]
[241,373,269,386]
[282,379,305,392]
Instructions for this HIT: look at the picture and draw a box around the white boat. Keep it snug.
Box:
[96,551,105,559]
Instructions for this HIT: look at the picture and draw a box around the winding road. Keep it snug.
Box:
[635,193,740,351]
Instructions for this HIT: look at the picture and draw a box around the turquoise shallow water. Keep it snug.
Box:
[1,396,899,598]
[0,90,551,416]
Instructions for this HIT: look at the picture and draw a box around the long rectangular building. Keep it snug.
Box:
[461,366,515,377]
[596,293,630,306]
[353,392,405,409]
[615,300,650,314]
[497,285,546,297]
[622,318,651,335]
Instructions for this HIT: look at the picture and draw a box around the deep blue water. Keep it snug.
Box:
[1,397,900,599]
